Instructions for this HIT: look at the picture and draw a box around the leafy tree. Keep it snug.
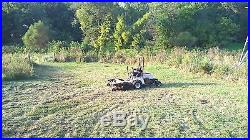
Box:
[2,2,248,50]
[94,15,112,53]
[2,2,81,45]
[131,33,141,48]
[2,3,35,44]
[113,12,150,50]
[170,32,198,47]
[129,12,150,48]
[149,2,247,48]
[121,31,130,46]
[22,21,49,52]
[75,3,121,47]
[113,16,126,50]
[44,2,82,42]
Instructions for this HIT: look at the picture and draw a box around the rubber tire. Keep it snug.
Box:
[133,80,142,89]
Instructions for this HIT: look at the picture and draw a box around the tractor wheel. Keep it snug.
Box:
[133,80,142,89]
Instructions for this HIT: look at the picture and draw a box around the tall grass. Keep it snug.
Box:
[38,46,249,80]
[2,44,247,81]
[165,47,248,81]
[2,53,33,80]
[108,47,247,81]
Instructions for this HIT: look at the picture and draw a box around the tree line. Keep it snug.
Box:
[2,2,248,52]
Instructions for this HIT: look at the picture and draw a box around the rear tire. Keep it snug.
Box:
[133,80,142,89]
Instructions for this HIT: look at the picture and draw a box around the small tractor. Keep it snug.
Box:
[107,57,162,91]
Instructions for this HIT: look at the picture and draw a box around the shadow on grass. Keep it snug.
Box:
[32,63,63,81]
[3,63,62,82]
[110,82,218,92]
[159,82,217,88]
[138,82,217,91]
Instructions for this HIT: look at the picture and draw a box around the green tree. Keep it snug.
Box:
[75,3,121,47]
[149,2,247,48]
[94,15,112,54]
[131,33,141,48]
[113,16,126,50]
[3,2,247,50]
[113,12,150,50]
[2,2,82,45]
[129,12,150,48]
[22,21,49,52]
[123,2,149,26]
[44,2,82,42]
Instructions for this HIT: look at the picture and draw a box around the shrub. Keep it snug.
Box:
[2,53,33,80]
[112,49,139,64]
[54,49,67,62]
[69,41,81,48]
[48,41,84,62]
[98,42,116,63]
[144,47,247,80]
[170,32,197,48]
[200,57,214,74]
[112,50,127,64]
[2,45,27,53]
[66,47,83,62]
[81,37,93,53]
[22,21,49,52]
[99,50,115,63]
[213,64,232,77]
[82,51,98,62]
[167,47,186,67]
[48,40,67,53]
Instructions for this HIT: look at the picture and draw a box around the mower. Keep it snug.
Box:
[107,57,162,91]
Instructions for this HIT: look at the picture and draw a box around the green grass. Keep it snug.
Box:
[2,62,248,138]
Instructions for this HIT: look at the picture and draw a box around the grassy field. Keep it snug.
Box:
[2,62,248,138]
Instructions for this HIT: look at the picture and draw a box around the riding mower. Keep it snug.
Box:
[107,57,162,91]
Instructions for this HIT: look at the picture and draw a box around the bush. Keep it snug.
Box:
[200,57,214,74]
[2,53,33,80]
[54,48,81,62]
[81,37,93,53]
[82,51,98,62]
[48,41,84,62]
[99,50,115,63]
[22,21,49,52]
[66,47,83,62]
[48,40,67,53]
[112,49,139,64]
[167,47,186,67]
[69,41,81,49]
[170,32,197,48]
[2,45,26,53]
